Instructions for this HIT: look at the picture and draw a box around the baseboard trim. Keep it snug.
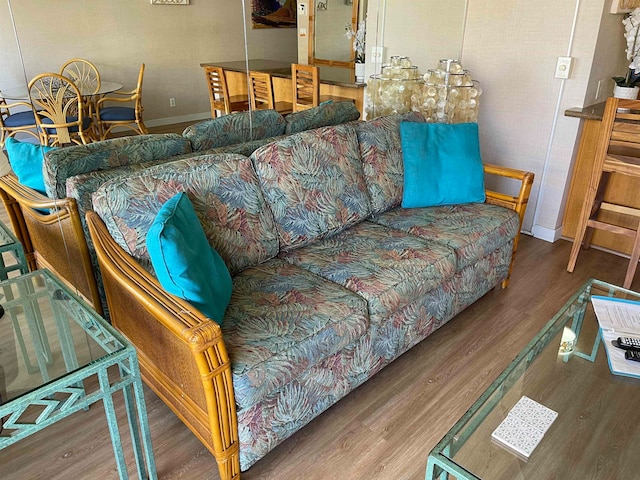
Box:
[531,225,563,243]
[145,112,211,128]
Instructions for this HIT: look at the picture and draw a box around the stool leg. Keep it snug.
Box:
[624,225,640,289]
[568,173,602,273]
[583,172,610,250]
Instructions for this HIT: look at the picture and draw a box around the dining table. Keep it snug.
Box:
[0,81,123,100]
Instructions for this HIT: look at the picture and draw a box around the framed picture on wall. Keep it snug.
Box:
[151,0,189,4]
[252,0,297,29]
[611,0,640,14]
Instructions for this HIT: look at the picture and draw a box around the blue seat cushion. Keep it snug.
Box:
[4,110,36,127]
[41,116,91,134]
[99,106,135,121]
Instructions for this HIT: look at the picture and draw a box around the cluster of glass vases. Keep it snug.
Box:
[412,59,482,123]
[365,56,423,119]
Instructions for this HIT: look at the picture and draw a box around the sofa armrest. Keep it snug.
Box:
[86,211,240,480]
[0,173,102,314]
[483,163,535,288]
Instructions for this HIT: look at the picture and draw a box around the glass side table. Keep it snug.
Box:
[0,219,28,281]
[0,269,157,479]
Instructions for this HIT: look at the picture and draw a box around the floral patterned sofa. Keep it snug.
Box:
[85,114,534,480]
[0,102,360,314]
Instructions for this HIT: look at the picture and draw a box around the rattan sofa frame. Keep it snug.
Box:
[83,163,532,480]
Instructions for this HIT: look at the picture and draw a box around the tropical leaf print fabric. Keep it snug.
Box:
[279,221,457,324]
[356,112,424,214]
[183,109,286,151]
[43,133,191,198]
[252,124,372,250]
[372,203,519,270]
[92,154,279,274]
[284,100,361,134]
[222,258,369,410]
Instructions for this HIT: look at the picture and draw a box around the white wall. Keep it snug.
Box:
[462,0,626,237]
[0,0,297,126]
[364,0,628,239]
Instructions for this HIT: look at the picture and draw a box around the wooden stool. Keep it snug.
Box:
[567,97,640,288]
[248,71,293,114]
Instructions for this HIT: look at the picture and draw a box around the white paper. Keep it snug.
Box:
[591,296,640,335]
[591,296,640,377]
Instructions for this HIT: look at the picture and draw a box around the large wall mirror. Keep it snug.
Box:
[309,0,363,82]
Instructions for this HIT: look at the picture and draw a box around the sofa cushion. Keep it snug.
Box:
[5,138,54,195]
[400,121,486,208]
[284,100,361,134]
[222,258,369,410]
[43,133,191,198]
[147,192,233,324]
[183,110,286,152]
[356,112,424,214]
[252,124,372,250]
[279,221,456,324]
[92,154,279,274]
[372,203,520,270]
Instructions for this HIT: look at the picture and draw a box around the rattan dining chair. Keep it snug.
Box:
[60,58,101,139]
[203,66,248,118]
[28,73,91,147]
[60,58,101,95]
[249,71,292,114]
[0,97,39,149]
[96,64,147,140]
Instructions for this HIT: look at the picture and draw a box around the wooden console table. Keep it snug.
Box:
[200,59,365,117]
[562,101,640,255]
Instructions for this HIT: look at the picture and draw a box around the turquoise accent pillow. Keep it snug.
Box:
[146,192,233,324]
[5,138,54,195]
[400,122,486,208]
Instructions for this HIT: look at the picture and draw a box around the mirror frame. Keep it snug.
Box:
[308,0,359,70]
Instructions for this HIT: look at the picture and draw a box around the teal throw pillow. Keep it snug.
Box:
[5,137,55,195]
[400,122,485,208]
[146,192,233,324]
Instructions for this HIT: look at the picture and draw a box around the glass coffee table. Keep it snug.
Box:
[0,269,156,479]
[426,278,640,479]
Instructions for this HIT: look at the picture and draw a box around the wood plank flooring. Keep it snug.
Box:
[2,233,633,479]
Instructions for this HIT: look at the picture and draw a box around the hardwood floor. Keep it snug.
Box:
[0,226,636,478]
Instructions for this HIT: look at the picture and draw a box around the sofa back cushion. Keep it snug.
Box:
[252,123,372,250]
[43,133,191,199]
[183,109,286,152]
[92,153,280,274]
[284,100,361,134]
[356,112,425,214]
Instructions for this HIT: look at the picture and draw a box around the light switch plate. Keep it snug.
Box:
[371,46,384,63]
[298,3,307,15]
[555,56,572,79]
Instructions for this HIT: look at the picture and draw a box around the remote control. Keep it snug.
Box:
[617,337,640,351]
[625,350,640,362]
